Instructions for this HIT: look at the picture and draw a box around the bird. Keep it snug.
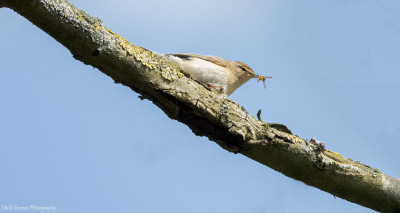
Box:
[164,53,271,96]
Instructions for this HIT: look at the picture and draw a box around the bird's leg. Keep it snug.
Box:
[200,81,224,93]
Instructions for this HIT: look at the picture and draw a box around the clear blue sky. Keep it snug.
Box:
[1,0,399,212]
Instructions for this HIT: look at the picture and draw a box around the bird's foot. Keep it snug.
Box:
[200,82,224,94]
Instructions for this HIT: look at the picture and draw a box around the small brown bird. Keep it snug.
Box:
[164,53,271,96]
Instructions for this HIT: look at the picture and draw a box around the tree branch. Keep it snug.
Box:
[2,0,399,212]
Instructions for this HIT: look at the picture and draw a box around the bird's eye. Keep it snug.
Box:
[241,67,247,71]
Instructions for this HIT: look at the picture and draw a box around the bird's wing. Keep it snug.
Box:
[168,53,228,68]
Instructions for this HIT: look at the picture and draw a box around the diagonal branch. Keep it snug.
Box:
[1,0,399,212]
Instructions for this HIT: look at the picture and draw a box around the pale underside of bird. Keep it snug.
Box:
[164,53,271,96]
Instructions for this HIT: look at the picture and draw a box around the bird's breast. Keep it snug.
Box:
[164,55,229,90]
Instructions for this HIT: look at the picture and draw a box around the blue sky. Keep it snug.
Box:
[1,0,399,212]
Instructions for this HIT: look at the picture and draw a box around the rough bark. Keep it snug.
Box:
[1,0,399,212]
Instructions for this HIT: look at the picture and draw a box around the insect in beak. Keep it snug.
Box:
[254,75,272,88]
